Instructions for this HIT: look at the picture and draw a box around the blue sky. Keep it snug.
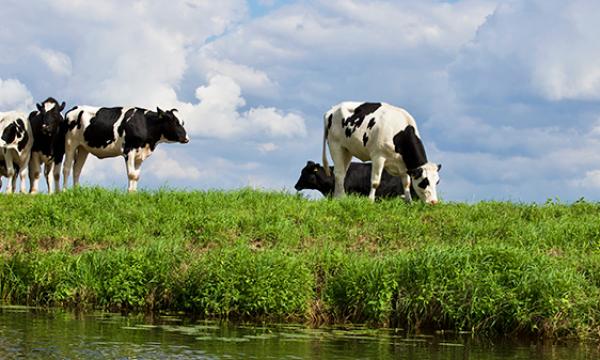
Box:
[1,0,600,202]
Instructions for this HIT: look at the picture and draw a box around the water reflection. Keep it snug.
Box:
[0,306,597,359]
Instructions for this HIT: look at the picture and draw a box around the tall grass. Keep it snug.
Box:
[0,188,599,338]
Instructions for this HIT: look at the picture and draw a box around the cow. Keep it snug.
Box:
[0,112,33,193]
[62,106,189,192]
[28,97,66,194]
[295,160,418,199]
[323,102,441,204]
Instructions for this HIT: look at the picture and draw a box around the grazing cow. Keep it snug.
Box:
[295,160,418,199]
[323,102,441,204]
[0,112,33,193]
[63,106,189,192]
[28,97,66,194]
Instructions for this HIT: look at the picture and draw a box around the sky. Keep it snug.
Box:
[1,0,600,202]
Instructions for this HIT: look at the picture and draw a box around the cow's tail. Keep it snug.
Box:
[322,112,331,177]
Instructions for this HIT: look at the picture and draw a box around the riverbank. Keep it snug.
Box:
[1,188,599,338]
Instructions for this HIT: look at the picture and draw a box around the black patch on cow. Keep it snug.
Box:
[367,118,376,129]
[418,178,430,189]
[83,107,123,148]
[295,161,418,199]
[327,114,332,130]
[342,102,382,137]
[362,133,369,146]
[393,125,428,171]
[1,123,18,144]
[121,109,161,155]
[53,121,67,165]
[29,98,67,159]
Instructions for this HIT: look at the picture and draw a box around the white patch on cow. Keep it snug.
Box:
[43,101,57,112]
[135,144,154,162]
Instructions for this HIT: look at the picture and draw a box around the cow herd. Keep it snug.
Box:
[0,97,189,194]
[0,98,440,203]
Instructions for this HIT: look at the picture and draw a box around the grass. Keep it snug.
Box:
[0,187,599,338]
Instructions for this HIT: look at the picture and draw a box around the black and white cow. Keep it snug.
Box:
[63,106,189,192]
[295,160,418,199]
[323,102,441,204]
[0,112,33,193]
[28,97,66,194]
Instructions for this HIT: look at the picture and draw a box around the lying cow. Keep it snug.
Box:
[63,106,189,192]
[323,102,441,204]
[28,97,66,194]
[295,160,418,199]
[0,112,33,193]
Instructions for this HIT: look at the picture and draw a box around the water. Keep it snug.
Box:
[0,306,597,359]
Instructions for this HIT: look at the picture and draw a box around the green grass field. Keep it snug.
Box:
[1,188,599,338]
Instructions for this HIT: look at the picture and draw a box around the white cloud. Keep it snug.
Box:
[31,47,72,77]
[0,78,34,112]
[144,149,202,181]
[450,0,600,103]
[179,74,306,139]
[573,170,600,189]
[258,142,278,153]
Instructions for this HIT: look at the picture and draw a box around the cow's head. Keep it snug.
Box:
[0,118,27,148]
[157,107,189,144]
[36,98,65,136]
[407,163,441,204]
[294,161,333,194]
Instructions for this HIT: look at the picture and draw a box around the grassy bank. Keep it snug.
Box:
[1,188,599,338]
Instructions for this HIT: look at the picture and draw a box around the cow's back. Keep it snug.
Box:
[65,106,128,158]
[326,102,415,167]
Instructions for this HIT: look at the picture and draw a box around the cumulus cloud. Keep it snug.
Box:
[144,149,203,181]
[179,74,306,139]
[0,78,34,112]
[31,47,72,77]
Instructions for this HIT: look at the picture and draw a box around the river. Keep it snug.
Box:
[0,306,597,359]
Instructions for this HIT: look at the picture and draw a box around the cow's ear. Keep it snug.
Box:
[36,103,43,112]
[59,102,66,112]
[437,164,442,172]
[156,107,164,115]
[307,160,315,167]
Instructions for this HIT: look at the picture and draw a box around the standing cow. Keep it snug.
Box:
[28,97,66,194]
[295,160,417,199]
[0,112,33,193]
[323,102,441,204]
[63,106,189,192]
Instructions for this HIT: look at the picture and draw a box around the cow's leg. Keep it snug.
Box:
[44,161,55,194]
[18,160,28,193]
[53,159,62,193]
[4,153,14,194]
[401,173,412,203]
[329,146,351,198]
[62,142,75,190]
[369,156,386,202]
[72,149,89,188]
[29,153,41,194]
[125,150,142,192]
